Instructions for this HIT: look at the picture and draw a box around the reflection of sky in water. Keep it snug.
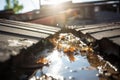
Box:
[31,33,99,80]
[40,50,99,80]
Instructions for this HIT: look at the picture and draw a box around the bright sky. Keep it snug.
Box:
[0,0,103,13]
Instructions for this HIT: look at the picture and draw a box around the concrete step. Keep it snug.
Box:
[0,19,61,39]
[0,25,49,38]
[0,19,61,32]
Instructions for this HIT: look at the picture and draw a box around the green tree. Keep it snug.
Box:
[4,0,23,13]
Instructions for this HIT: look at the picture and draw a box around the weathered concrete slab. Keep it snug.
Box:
[110,37,120,45]
[0,19,61,32]
[90,29,120,40]
[0,25,50,38]
[76,23,115,31]
[0,19,61,39]
[74,22,120,46]
[81,25,120,34]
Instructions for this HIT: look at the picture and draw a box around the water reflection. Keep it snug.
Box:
[30,49,98,80]
[29,33,120,80]
[30,33,98,80]
[1,33,119,80]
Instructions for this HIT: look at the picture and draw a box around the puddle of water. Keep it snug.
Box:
[29,33,99,80]
[40,50,98,80]
[1,32,119,80]
[28,32,120,80]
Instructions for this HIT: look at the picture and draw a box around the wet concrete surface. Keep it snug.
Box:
[0,33,38,62]
[0,31,120,80]
[0,34,39,80]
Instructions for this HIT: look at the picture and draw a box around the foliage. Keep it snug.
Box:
[4,0,23,13]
